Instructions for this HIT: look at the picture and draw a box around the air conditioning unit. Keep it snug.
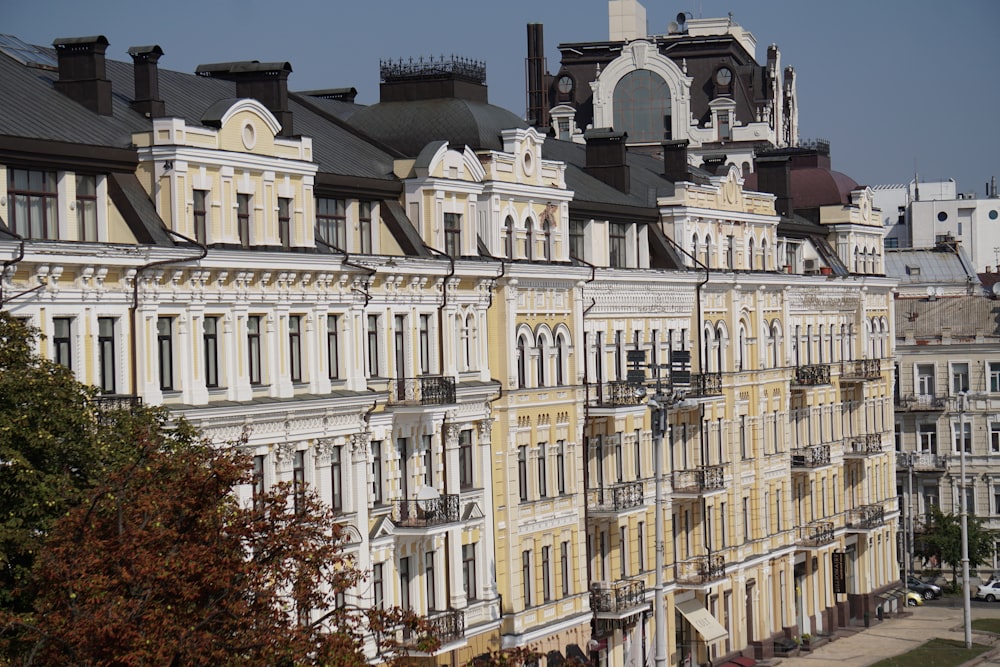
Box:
[803,259,818,273]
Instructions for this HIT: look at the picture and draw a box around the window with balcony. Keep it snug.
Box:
[916,364,935,397]
[463,544,477,600]
[371,440,384,505]
[952,362,970,394]
[425,551,436,610]
[204,317,220,389]
[8,168,57,239]
[278,197,292,250]
[237,194,252,248]
[316,198,346,248]
[247,316,263,386]
[76,174,97,242]
[422,434,433,487]
[192,189,208,244]
[97,317,115,394]
[157,317,174,391]
[418,314,431,374]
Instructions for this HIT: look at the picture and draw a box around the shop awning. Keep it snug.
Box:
[676,599,728,642]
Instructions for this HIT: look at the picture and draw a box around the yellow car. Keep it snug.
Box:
[905,590,924,607]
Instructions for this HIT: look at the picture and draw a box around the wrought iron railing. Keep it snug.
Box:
[791,444,831,468]
[401,608,465,648]
[586,481,645,512]
[675,554,726,585]
[793,364,831,386]
[687,372,723,397]
[896,452,946,470]
[590,579,646,614]
[91,395,142,424]
[846,433,883,456]
[392,494,460,528]
[841,358,881,380]
[672,465,725,494]
[592,381,646,407]
[895,395,947,411]
[846,503,885,530]
[797,521,835,547]
[386,376,456,406]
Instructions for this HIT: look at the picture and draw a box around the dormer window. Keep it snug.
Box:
[444,212,461,258]
[76,175,97,242]
[8,168,57,239]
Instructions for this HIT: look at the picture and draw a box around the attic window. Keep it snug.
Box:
[906,266,920,276]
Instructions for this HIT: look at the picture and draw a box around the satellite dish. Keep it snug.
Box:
[992,282,1000,297]
[416,485,440,501]
[936,287,944,297]
[926,286,935,297]
[668,21,680,34]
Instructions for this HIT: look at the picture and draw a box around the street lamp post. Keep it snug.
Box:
[959,392,972,649]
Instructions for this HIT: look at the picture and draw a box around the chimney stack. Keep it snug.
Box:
[526,23,548,128]
[583,128,630,194]
[755,154,793,217]
[128,45,166,118]
[53,35,113,115]
[662,139,689,183]
[196,61,294,136]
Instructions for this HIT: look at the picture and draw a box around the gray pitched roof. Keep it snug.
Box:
[895,294,1000,339]
[885,246,977,286]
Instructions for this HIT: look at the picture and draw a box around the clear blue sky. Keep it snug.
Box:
[7,0,999,195]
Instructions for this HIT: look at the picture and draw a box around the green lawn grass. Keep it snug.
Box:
[869,638,990,667]
[972,617,1000,634]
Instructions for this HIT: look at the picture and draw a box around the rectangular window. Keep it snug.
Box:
[293,450,305,514]
[237,193,251,248]
[556,440,566,495]
[444,212,461,258]
[609,222,627,268]
[371,440,383,505]
[359,201,373,254]
[637,522,645,571]
[367,314,380,377]
[192,189,208,245]
[522,550,532,607]
[992,422,1000,454]
[372,563,384,610]
[425,551,436,610]
[330,445,343,513]
[327,314,340,380]
[204,317,219,389]
[97,317,115,394]
[954,420,972,453]
[252,454,265,511]
[76,174,97,242]
[399,556,411,610]
[537,444,547,498]
[52,317,72,369]
[278,197,292,250]
[569,219,585,260]
[418,314,431,374]
[459,429,474,490]
[991,363,1000,393]
[156,317,173,390]
[919,424,938,453]
[560,541,570,596]
[247,316,262,386]
[619,527,628,578]
[288,315,302,383]
[423,434,433,487]
[463,543,477,600]
[542,545,552,602]
[634,429,642,478]
[952,362,970,394]
[8,168,58,239]
[316,197,346,248]
[518,445,528,502]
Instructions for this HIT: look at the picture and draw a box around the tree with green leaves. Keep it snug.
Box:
[916,505,996,584]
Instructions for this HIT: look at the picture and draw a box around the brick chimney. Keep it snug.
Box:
[128,45,166,118]
[53,35,113,115]
[583,128,630,194]
[662,139,689,183]
[754,154,793,217]
[196,61,294,136]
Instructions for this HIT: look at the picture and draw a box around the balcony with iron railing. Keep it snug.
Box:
[392,494,460,529]
[588,381,648,417]
[844,433,883,458]
[91,395,143,424]
[676,554,726,586]
[386,376,456,406]
[586,481,645,515]
[686,372,723,398]
[840,358,882,382]
[896,451,947,471]
[797,521,836,548]
[845,503,885,531]
[790,443,831,469]
[895,395,947,412]
[671,465,726,497]
[792,364,831,387]
[590,579,647,618]
[401,608,465,652]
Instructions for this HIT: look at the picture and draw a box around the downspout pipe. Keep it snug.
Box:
[661,236,710,374]
[0,233,25,308]
[422,244,454,376]
[130,230,207,395]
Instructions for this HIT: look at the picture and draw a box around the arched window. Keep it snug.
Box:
[504,215,515,259]
[853,246,860,273]
[793,325,801,366]
[517,335,528,388]
[555,333,566,386]
[537,336,547,388]
[748,237,755,271]
[542,218,553,261]
[704,234,713,268]
[737,324,747,371]
[692,233,699,265]
[761,238,769,271]
[523,220,534,260]
[612,69,672,142]
[716,324,726,373]
[769,321,781,368]
[464,314,477,371]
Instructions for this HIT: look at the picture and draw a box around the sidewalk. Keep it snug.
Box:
[768,604,1000,667]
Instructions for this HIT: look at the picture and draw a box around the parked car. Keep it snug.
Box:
[975,580,1000,601]
[905,590,924,607]
[906,575,942,600]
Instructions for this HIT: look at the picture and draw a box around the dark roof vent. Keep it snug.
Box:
[196,60,294,136]
[300,87,358,103]
[583,128,630,194]
[378,55,488,104]
[662,139,690,183]
[128,45,165,118]
[754,153,793,217]
[53,35,113,115]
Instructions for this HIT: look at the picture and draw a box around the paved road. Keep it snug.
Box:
[769,603,1000,667]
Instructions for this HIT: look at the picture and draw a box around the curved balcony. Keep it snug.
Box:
[797,521,835,548]
[792,364,831,388]
[387,375,456,406]
[586,481,645,515]
[588,381,648,417]
[672,465,726,498]
[845,433,883,458]
[676,554,726,587]
[402,609,465,654]
[392,494,460,529]
[590,579,648,619]
[791,443,831,469]
[845,503,885,531]
[688,372,723,398]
